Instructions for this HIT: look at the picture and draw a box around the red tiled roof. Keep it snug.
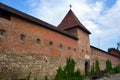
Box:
[58,9,91,34]
[110,50,120,57]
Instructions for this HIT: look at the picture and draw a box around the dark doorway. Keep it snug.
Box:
[85,61,90,75]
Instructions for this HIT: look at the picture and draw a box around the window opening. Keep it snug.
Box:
[20,34,25,42]
[0,29,6,38]
[49,41,53,47]
[36,39,41,45]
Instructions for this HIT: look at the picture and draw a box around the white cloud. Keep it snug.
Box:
[27,0,120,51]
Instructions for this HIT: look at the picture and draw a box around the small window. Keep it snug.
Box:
[86,51,88,53]
[59,44,63,49]
[74,48,76,52]
[0,9,10,20]
[49,41,53,47]
[0,29,6,38]
[68,46,71,50]
[82,50,84,52]
[20,34,25,42]
[36,39,41,45]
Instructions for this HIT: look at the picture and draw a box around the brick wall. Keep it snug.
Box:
[0,10,120,80]
[91,47,120,70]
[0,15,78,80]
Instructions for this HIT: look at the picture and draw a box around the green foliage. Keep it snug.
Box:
[95,60,100,74]
[64,58,75,77]
[45,76,49,80]
[108,47,120,54]
[117,42,120,50]
[113,65,120,73]
[106,60,113,74]
[74,69,81,76]
[52,58,85,80]
[55,67,64,79]
[108,42,120,53]
[90,62,95,75]
[108,48,116,53]
[90,60,101,80]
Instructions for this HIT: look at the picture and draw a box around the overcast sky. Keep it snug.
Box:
[1,0,120,51]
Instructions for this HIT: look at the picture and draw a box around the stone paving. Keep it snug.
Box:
[96,73,120,80]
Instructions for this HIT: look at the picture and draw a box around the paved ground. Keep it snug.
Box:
[96,73,120,80]
[105,74,120,80]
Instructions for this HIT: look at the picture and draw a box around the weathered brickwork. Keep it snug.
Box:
[0,15,78,80]
[0,50,66,80]
[91,46,120,70]
[0,3,120,80]
[0,15,78,57]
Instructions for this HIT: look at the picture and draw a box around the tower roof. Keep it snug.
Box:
[58,9,91,34]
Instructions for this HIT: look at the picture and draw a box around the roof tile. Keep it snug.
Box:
[58,9,91,34]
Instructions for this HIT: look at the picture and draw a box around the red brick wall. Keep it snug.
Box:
[0,14,79,80]
[77,29,91,58]
[91,47,120,70]
[0,13,120,79]
[0,15,78,59]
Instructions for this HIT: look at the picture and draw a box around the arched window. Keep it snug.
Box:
[0,29,6,38]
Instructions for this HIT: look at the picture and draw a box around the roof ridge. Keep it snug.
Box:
[58,9,91,34]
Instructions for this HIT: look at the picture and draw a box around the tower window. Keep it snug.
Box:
[36,39,41,45]
[0,9,10,20]
[0,29,6,38]
[20,34,25,42]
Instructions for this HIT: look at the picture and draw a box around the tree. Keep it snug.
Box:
[106,60,113,74]
[108,48,116,53]
[108,42,120,54]
[117,42,120,51]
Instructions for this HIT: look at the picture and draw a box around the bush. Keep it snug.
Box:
[90,62,95,75]
[113,65,120,74]
[52,58,85,80]
[106,60,113,74]
[90,60,101,79]
[95,60,100,74]
[45,76,49,80]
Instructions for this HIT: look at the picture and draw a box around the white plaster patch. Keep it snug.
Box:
[85,54,90,59]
